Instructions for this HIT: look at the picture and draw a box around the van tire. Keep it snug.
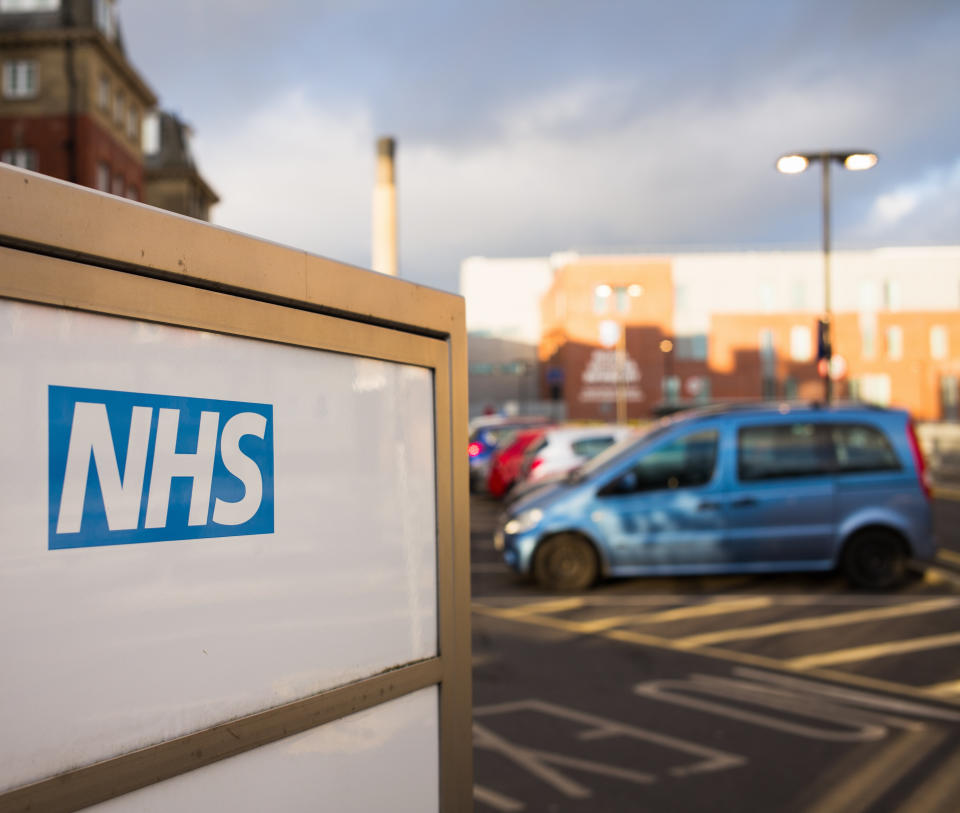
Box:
[842,528,908,590]
[533,534,598,592]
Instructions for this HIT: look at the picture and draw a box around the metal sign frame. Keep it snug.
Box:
[0,165,472,812]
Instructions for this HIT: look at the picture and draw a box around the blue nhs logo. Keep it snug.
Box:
[49,386,274,549]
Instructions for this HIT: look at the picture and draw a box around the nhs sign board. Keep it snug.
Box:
[49,386,274,549]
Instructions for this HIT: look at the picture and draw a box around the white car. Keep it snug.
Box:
[511,424,635,497]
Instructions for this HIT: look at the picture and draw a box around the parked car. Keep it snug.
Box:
[487,427,550,498]
[495,402,934,591]
[509,424,636,500]
[468,416,550,492]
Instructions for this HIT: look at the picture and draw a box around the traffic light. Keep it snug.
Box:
[817,319,831,361]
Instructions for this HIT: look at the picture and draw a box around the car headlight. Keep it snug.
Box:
[504,508,543,535]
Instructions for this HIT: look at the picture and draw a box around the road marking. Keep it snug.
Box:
[670,597,960,649]
[493,597,585,618]
[892,743,960,813]
[937,548,960,567]
[786,630,960,670]
[924,678,960,697]
[633,675,888,742]
[473,600,960,707]
[473,785,525,812]
[573,596,776,633]
[805,728,947,813]
[475,699,745,778]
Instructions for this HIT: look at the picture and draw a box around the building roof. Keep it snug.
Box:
[145,111,219,205]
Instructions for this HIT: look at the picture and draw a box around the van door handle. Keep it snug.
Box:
[730,497,757,508]
[697,501,721,511]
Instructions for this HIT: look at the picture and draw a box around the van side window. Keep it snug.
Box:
[602,429,718,495]
[738,423,831,481]
[831,423,900,473]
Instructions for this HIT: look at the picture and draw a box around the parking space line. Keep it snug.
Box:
[494,597,585,618]
[805,729,948,813]
[936,548,960,567]
[924,678,960,697]
[892,743,960,813]
[574,596,776,633]
[786,630,960,671]
[670,597,960,649]
[473,600,960,707]
[473,784,525,812]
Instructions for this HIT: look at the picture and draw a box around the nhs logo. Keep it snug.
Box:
[49,386,274,549]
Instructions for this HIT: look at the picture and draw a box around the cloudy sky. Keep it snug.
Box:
[121,0,960,294]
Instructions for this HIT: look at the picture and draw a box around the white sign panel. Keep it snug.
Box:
[84,688,439,813]
[0,300,438,793]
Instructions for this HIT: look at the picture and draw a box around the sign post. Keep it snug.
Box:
[0,166,472,812]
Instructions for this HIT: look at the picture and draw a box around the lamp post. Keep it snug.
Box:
[776,150,878,403]
[595,283,643,423]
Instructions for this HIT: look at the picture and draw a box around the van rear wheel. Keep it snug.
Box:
[533,534,598,592]
[842,529,908,590]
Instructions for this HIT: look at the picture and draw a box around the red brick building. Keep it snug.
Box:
[1,0,156,199]
[536,253,960,422]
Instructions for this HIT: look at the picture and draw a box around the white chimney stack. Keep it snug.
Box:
[371,136,398,276]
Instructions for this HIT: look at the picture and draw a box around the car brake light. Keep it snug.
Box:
[468,443,482,457]
[906,421,932,500]
[530,457,544,471]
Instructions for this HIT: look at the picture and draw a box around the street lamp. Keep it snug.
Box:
[776,150,878,403]
[595,283,643,423]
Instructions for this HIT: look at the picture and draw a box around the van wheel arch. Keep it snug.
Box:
[840,525,910,590]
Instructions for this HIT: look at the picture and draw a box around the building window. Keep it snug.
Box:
[98,74,110,111]
[791,280,806,310]
[593,284,611,314]
[127,106,139,140]
[931,325,948,360]
[861,319,876,359]
[0,0,60,11]
[854,374,892,406]
[95,162,110,192]
[94,0,116,40]
[1,147,37,170]
[674,334,707,361]
[883,279,902,311]
[759,282,774,312]
[615,286,629,314]
[114,90,125,127]
[111,175,124,197]
[125,185,138,201]
[886,325,903,360]
[790,325,812,362]
[859,281,880,312]
[2,59,37,98]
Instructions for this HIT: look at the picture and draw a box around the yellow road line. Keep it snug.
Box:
[671,597,960,650]
[786,630,960,671]
[806,729,947,813]
[924,678,960,697]
[937,548,960,567]
[472,601,960,708]
[892,742,960,813]
[574,596,776,633]
[492,597,585,618]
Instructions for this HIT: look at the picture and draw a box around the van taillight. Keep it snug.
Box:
[906,422,932,500]
[530,457,544,471]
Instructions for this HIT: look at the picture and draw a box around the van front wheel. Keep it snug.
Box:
[533,534,598,592]
[842,529,908,590]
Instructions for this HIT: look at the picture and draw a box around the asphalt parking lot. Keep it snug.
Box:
[471,493,960,812]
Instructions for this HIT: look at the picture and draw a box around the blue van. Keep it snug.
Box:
[495,403,934,591]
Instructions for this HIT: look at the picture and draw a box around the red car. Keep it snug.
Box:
[486,427,548,498]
